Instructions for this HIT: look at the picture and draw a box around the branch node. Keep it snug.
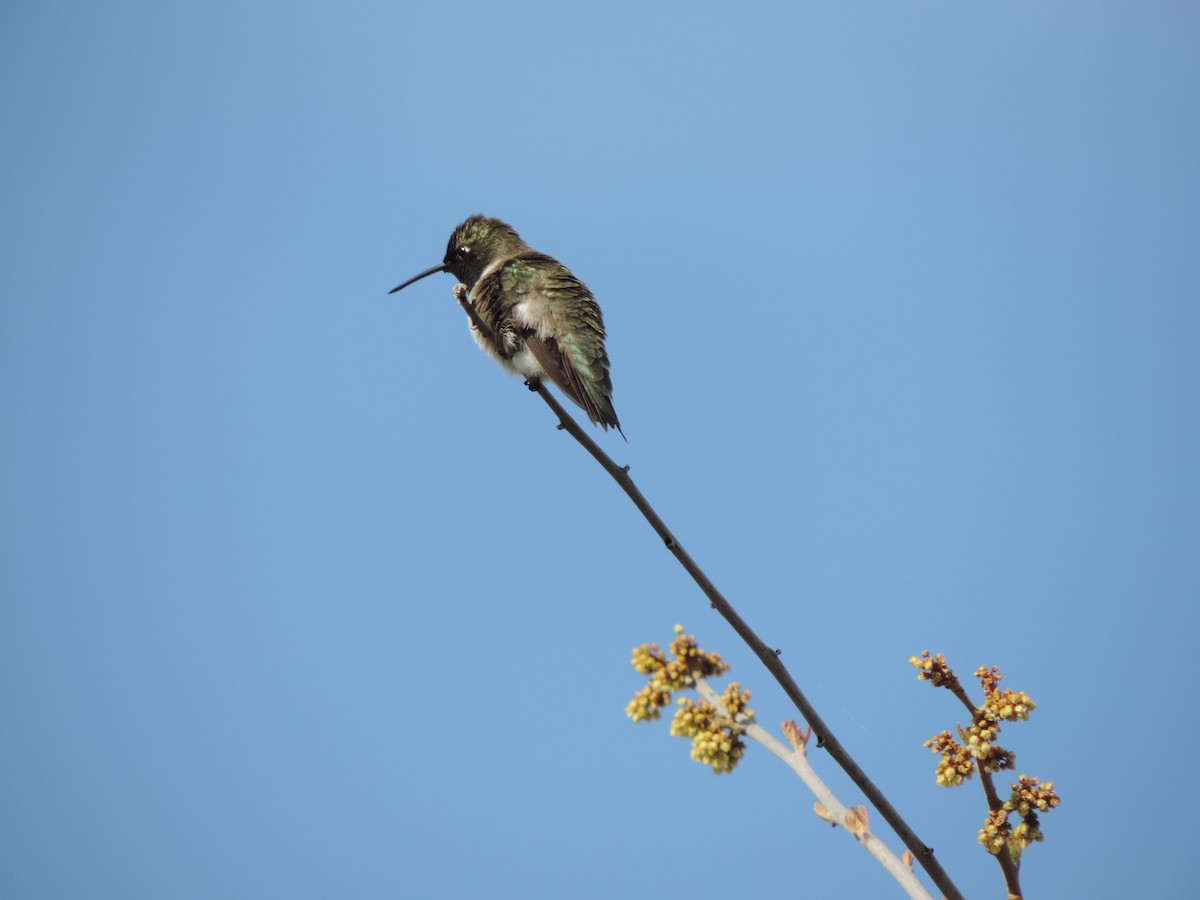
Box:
[621,464,631,474]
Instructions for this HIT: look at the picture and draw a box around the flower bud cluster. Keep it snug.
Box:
[670,698,745,774]
[924,730,974,787]
[908,650,958,688]
[976,666,1035,723]
[914,651,1060,865]
[627,626,749,774]
[978,774,1060,856]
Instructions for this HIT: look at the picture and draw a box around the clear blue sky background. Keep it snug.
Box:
[2,2,1196,898]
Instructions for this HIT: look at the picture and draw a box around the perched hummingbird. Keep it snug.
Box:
[389,215,623,437]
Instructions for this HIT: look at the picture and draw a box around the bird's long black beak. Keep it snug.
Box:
[387,262,450,294]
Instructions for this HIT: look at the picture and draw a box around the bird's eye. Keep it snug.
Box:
[456,245,471,258]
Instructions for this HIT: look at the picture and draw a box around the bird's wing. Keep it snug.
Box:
[520,331,606,425]
[504,255,622,433]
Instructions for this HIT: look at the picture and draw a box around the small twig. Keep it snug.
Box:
[451,284,964,900]
[942,673,1024,897]
[692,679,933,900]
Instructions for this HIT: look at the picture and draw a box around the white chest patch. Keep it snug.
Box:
[513,295,557,340]
[510,346,544,380]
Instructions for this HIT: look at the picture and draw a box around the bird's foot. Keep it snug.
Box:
[523,378,541,392]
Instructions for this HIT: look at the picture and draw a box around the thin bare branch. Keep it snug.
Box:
[451,283,964,900]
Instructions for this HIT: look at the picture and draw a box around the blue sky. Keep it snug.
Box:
[2,2,1197,897]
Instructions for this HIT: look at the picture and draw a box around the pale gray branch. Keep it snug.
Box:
[693,678,933,900]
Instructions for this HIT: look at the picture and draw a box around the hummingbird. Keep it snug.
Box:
[389,215,623,437]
